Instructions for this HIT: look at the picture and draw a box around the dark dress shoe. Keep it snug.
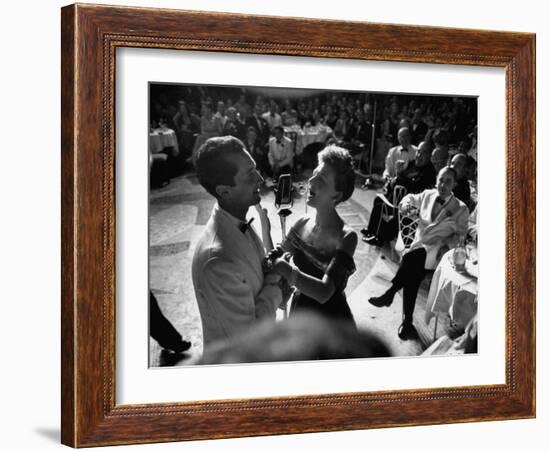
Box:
[397,321,417,340]
[165,340,192,354]
[362,235,382,246]
[368,292,395,307]
[360,228,371,236]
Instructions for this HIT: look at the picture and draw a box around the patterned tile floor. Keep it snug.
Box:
[148,170,454,367]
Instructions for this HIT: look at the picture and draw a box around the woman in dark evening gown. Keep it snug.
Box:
[269,145,358,328]
[283,219,356,325]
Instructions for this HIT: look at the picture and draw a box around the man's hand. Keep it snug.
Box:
[266,245,284,262]
[399,201,418,216]
[394,159,406,175]
[255,203,271,232]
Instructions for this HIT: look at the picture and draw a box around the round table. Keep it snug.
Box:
[149,128,179,154]
[424,248,478,340]
[284,124,332,155]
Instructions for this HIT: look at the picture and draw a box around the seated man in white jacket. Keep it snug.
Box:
[192,136,282,349]
[267,126,294,181]
[368,166,469,340]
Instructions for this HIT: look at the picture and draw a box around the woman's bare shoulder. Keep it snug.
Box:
[339,226,358,255]
[291,216,312,233]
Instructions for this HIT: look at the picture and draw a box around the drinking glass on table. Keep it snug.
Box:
[465,235,478,265]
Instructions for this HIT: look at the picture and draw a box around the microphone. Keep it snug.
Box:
[274,173,293,239]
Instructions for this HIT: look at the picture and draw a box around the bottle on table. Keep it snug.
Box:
[453,236,467,271]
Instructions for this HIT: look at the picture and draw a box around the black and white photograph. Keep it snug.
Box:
[148,83,479,367]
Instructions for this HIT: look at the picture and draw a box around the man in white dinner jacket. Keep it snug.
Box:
[192,136,282,349]
[368,166,469,339]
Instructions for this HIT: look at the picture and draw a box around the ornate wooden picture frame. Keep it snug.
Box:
[61,3,535,447]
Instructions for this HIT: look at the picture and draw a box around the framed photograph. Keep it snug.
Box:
[61,3,535,447]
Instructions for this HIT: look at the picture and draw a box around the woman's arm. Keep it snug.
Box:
[273,230,357,304]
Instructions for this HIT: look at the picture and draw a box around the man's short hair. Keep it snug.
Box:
[318,145,356,204]
[273,125,284,134]
[438,165,458,181]
[418,140,433,153]
[451,153,468,167]
[195,136,245,197]
[398,126,410,134]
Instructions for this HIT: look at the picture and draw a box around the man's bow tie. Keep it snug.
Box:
[239,217,254,233]
[435,196,445,205]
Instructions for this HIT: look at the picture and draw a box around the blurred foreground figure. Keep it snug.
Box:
[200,312,390,365]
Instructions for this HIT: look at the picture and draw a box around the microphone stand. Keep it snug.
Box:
[359,97,384,189]
[369,98,377,176]
[278,207,292,241]
[274,176,294,319]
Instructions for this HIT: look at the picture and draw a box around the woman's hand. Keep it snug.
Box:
[266,248,292,278]
[271,255,291,278]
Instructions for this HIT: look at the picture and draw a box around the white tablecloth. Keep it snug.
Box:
[149,128,179,154]
[284,125,332,154]
[424,249,478,329]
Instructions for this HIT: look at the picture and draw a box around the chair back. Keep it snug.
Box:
[395,203,420,259]
[393,184,407,206]
[376,184,407,242]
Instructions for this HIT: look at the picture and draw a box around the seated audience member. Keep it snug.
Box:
[349,109,372,155]
[368,166,469,339]
[191,101,223,163]
[222,106,245,140]
[466,155,477,184]
[245,102,270,146]
[262,101,283,132]
[450,153,474,211]
[234,94,249,120]
[281,99,298,126]
[333,109,352,142]
[468,125,478,161]
[200,312,390,364]
[398,118,411,130]
[172,100,197,160]
[244,126,269,177]
[410,108,429,145]
[396,140,437,194]
[324,104,338,129]
[213,100,227,129]
[268,126,294,181]
[430,128,450,173]
[383,127,418,179]
[362,141,436,245]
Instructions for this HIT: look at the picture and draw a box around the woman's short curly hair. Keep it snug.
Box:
[317,145,355,204]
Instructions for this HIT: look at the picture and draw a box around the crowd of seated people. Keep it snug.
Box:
[149,86,478,199]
